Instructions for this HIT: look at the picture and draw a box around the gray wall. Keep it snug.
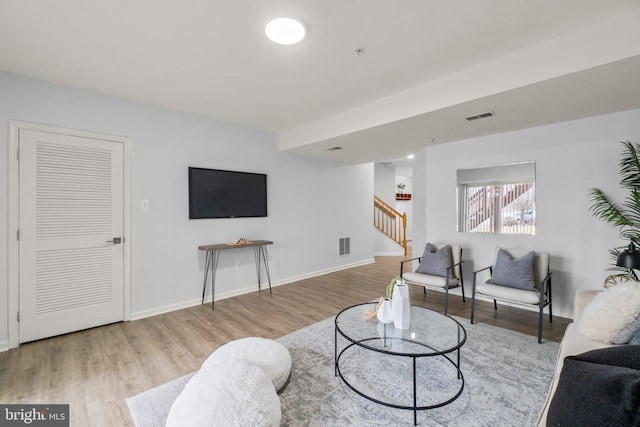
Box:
[412,108,640,318]
[0,71,374,347]
[2,69,639,345]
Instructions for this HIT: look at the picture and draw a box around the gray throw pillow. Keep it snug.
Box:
[415,243,452,277]
[629,328,640,345]
[486,249,535,290]
[612,316,640,344]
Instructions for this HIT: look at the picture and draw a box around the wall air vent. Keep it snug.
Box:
[327,146,343,151]
[339,237,350,256]
[465,111,496,121]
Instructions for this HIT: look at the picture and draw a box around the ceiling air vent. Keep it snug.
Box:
[465,111,496,121]
[327,146,343,151]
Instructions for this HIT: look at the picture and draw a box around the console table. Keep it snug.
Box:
[198,240,273,309]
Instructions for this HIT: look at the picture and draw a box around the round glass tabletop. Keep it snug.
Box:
[335,302,466,356]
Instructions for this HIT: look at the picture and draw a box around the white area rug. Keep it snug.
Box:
[127,314,559,426]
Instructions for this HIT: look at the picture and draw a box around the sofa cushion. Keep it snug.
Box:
[486,249,535,290]
[475,282,540,305]
[578,282,640,344]
[403,272,459,288]
[553,323,612,374]
[415,243,452,277]
[547,346,640,427]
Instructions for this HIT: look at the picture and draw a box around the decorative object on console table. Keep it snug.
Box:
[226,236,248,245]
[392,280,410,329]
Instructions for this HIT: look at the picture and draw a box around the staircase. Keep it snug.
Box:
[374,196,407,255]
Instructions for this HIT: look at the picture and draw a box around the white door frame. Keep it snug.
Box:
[7,120,131,349]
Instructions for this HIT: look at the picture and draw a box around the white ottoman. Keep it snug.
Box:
[202,337,292,391]
[166,358,281,427]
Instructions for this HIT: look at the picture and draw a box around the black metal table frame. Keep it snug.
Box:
[334,304,466,426]
[200,242,272,309]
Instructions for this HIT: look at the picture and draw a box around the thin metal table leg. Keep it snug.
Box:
[209,250,220,310]
[253,247,262,290]
[202,251,211,304]
[413,357,417,426]
[261,245,272,295]
[334,323,338,377]
[457,327,461,379]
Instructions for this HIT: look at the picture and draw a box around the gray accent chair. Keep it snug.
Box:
[400,243,465,315]
[471,247,552,343]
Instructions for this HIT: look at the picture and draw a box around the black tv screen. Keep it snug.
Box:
[189,167,267,219]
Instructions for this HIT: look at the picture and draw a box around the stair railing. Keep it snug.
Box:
[374,196,407,255]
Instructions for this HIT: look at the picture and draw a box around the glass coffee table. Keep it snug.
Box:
[334,302,466,426]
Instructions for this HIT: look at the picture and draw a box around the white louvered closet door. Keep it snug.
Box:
[19,129,124,343]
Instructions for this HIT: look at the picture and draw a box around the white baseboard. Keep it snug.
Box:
[131,258,376,321]
[274,258,375,285]
[373,251,405,256]
[0,341,9,353]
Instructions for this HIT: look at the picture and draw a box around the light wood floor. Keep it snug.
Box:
[0,253,571,426]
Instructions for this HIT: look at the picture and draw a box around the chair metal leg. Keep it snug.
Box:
[548,278,553,322]
[470,273,477,324]
[423,287,427,295]
[444,286,449,316]
[538,305,544,344]
[444,272,451,315]
[493,299,498,310]
[460,275,466,302]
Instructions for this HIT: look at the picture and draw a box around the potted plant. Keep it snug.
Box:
[588,140,640,281]
[386,276,401,299]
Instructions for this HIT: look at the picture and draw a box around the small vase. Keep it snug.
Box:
[392,281,411,329]
[376,298,394,324]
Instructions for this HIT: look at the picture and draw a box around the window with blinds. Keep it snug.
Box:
[457,162,536,235]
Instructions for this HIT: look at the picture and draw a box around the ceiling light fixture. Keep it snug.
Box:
[406,154,414,159]
[265,17,306,45]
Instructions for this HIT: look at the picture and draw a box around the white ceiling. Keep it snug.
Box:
[1,0,640,165]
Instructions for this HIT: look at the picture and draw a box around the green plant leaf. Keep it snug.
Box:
[619,141,640,190]
[588,141,640,282]
[588,188,630,227]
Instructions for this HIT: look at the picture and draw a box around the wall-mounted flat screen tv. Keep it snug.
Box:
[189,167,267,219]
